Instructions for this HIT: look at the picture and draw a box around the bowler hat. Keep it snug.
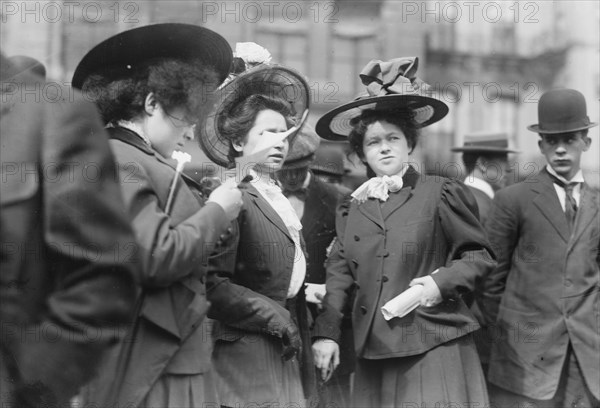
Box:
[283,124,321,169]
[451,132,519,154]
[527,88,597,134]
[316,57,448,141]
[72,23,232,89]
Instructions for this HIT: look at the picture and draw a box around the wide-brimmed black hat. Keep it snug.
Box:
[316,57,449,141]
[72,23,232,89]
[527,88,597,134]
[200,64,310,168]
[451,132,519,154]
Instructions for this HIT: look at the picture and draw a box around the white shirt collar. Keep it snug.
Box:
[463,174,495,199]
[546,165,585,184]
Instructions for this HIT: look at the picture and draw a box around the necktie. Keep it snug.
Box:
[351,175,404,203]
[282,187,308,201]
[549,174,578,229]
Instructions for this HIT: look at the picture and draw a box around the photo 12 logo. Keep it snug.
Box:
[1,1,140,24]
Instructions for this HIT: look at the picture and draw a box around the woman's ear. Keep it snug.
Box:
[232,139,244,152]
[144,92,158,115]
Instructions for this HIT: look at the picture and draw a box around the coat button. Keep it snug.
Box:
[360,306,367,315]
[382,276,389,282]
[564,279,572,287]
[382,250,390,258]
[354,235,360,241]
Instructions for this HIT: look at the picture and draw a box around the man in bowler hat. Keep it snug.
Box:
[482,88,600,407]
[1,52,137,407]
[277,126,354,408]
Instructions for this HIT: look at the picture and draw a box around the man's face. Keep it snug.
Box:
[538,131,591,180]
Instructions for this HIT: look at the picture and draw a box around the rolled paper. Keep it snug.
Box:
[165,150,192,215]
[305,283,326,304]
[381,284,423,321]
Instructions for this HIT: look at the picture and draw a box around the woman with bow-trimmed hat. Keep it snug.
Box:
[199,43,317,407]
[72,24,243,408]
[311,57,496,407]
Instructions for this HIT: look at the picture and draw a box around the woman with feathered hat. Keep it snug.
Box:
[199,43,316,407]
[72,24,243,408]
[311,57,496,407]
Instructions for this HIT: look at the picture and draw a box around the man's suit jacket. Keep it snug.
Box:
[483,168,600,400]
[84,127,229,407]
[207,183,316,402]
[467,184,493,226]
[302,174,351,284]
[314,167,496,358]
[0,57,137,407]
[301,175,355,375]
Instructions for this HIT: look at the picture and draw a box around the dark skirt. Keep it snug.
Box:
[140,369,219,408]
[213,332,306,407]
[353,334,488,408]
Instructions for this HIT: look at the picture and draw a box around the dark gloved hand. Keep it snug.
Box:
[281,322,302,361]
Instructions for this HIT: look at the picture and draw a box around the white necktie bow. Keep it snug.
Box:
[351,175,404,203]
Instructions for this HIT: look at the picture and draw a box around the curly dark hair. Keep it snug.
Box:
[217,94,295,164]
[81,58,219,126]
[348,108,420,177]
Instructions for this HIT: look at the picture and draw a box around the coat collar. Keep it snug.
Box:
[108,126,204,190]
[357,165,419,228]
[243,183,293,241]
[568,185,599,252]
[531,168,571,242]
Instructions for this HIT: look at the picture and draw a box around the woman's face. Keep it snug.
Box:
[147,103,195,158]
[234,109,289,172]
[362,120,410,177]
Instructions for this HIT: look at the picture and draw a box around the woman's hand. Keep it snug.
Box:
[312,338,339,382]
[207,178,243,221]
[409,275,442,307]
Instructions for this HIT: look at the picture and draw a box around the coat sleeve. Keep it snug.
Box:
[112,147,228,288]
[480,187,520,326]
[430,180,497,301]
[312,197,355,344]
[14,91,138,405]
[206,206,296,338]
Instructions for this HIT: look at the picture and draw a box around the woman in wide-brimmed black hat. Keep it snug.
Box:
[199,43,317,407]
[311,57,496,407]
[73,23,243,408]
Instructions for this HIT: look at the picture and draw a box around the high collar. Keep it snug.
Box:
[463,174,494,199]
[545,164,584,184]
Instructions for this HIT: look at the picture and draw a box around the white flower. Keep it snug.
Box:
[234,42,272,66]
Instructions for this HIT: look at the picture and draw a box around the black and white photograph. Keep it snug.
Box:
[1,1,599,407]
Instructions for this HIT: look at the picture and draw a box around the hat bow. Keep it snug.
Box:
[360,57,430,98]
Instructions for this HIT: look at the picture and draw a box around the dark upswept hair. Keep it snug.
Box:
[217,94,295,164]
[348,108,420,177]
[81,58,220,126]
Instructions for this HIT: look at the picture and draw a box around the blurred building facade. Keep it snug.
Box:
[2,0,598,185]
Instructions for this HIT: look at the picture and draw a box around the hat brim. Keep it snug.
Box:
[451,146,519,153]
[527,122,598,134]
[72,23,232,89]
[200,64,310,168]
[315,94,449,141]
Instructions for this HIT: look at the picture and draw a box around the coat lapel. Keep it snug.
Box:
[245,184,293,240]
[381,166,419,220]
[568,186,600,253]
[358,198,385,229]
[532,170,570,243]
